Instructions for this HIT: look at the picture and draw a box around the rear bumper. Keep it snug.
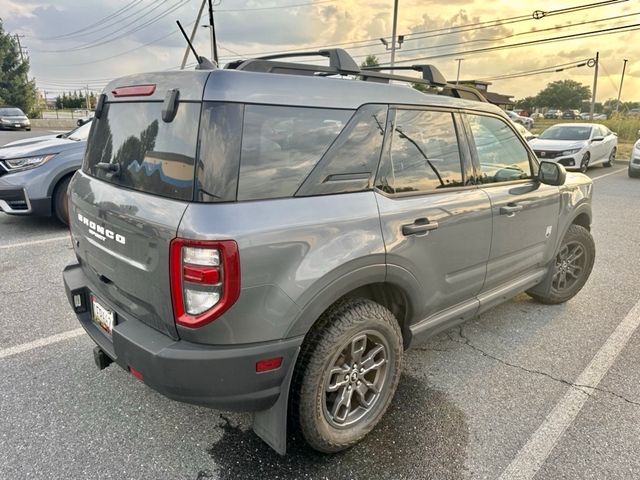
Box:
[63,262,302,412]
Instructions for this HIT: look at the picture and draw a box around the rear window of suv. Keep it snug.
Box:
[84,102,200,201]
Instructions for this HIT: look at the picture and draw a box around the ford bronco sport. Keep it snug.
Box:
[63,49,595,454]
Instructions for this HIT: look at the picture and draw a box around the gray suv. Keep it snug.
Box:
[63,49,595,455]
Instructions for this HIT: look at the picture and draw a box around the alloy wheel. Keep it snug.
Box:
[322,330,389,428]
[551,241,587,294]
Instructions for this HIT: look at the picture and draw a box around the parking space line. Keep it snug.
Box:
[498,297,640,480]
[0,235,69,249]
[590,167,626,181]
[0,328,85,359]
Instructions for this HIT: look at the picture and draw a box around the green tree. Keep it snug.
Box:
[360,54,380,68]
[0,20,38,116]
[515,96,537,111]
[535,80,591,110]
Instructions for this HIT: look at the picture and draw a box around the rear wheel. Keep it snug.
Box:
[291,298,403,453]
[528,225,595,304]
[604,147,616,168]
[53,176,71,226]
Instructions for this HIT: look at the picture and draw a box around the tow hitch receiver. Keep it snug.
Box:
[93,346,113,370]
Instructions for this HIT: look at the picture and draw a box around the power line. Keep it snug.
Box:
[213,0,628,61]
[34,0,187,53]
[39,0,143,40]
[378,22,640,65]
[346,11,640,61]
[214,0,338,12]
[478,59,592,81]
[404,0,627,41]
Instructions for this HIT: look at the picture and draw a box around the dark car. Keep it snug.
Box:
[562,110,579,120]
[0,107,31,131]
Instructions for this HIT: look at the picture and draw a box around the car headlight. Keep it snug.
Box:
[634,143,640,151]
[0,118,10,124]
[561,148,582,156]
[2,154,56,172]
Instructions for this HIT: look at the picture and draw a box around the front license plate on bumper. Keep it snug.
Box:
[91,295,115,334]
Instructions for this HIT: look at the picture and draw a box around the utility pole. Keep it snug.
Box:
[615,58,628,114]
[207,0,218,65]
[181,0,207,69]
[589,51,599,121]
[455,58,464,84]
[389,0,399,73]
[14,34,25,63]
[85,85,90,111]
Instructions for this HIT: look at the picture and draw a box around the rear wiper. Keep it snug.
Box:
[95,162,121,178]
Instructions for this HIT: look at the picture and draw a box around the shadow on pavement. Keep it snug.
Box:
[205,374,469,480]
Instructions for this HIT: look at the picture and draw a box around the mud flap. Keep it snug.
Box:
[252,347,300,455]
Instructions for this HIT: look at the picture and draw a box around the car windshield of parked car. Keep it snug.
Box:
[539,126,592,141]
[0,107,24,116]
[65,121,92,141]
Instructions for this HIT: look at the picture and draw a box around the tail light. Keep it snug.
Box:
[169,238,240,328]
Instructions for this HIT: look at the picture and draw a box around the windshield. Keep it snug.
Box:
[539,126,592,141]
[84,101,200,201]
[0,108,25,116]
[62,121,92,141]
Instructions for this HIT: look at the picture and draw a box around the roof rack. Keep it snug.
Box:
[224,48,487,103]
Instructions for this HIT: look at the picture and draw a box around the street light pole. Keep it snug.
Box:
[455,58,464,84]
[389,0,399,74]
[615,58,628,114]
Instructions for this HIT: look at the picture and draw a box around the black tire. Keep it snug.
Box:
[53,176,71,226]
[579,152,590,173]
[290,298,403,453]
[630,166,640,178]
[604,148,616,168]
[528,224,595,305]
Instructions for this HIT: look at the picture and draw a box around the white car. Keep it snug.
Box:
[505,110,534,129]
[529,123,617,173]
[629,133,640,178]
[512,122,536,142]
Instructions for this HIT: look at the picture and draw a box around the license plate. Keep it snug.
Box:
[91,295,115,334]
[14,124,20,127]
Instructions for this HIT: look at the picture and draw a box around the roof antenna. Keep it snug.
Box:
[176,20,216,70]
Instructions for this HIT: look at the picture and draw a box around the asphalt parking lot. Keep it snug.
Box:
[1,128,639,480]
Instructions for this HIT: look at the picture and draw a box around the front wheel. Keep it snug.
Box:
[579,152,591,173]
[528,224,595,304]
[604,148,616,168]
[291,298,403,453]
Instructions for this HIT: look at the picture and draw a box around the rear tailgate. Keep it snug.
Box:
[70,172,187,339]
[69,72,209,339]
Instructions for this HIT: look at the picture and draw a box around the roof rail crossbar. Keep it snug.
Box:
[255,48,360,73]
[361,65,447,86]
[228,48,487,103]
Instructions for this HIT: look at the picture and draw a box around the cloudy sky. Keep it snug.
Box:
[0,0,638,102]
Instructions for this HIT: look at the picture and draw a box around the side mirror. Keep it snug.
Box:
[538,161,566,186]
[591,136,604,142]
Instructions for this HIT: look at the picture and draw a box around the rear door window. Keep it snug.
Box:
[237,105,352,201]
[84,102,201,201]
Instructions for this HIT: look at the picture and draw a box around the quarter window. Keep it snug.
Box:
[467,114,532,184]
[385,109,464,194]
[237,105,352,201]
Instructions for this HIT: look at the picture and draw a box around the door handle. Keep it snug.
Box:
[500,203,524,216]
[402,218,439,236]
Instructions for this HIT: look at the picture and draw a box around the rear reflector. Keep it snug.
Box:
[112,84,156,97]
[256,357,283,373]
[183,265,220,284]
[129,366,144,381]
